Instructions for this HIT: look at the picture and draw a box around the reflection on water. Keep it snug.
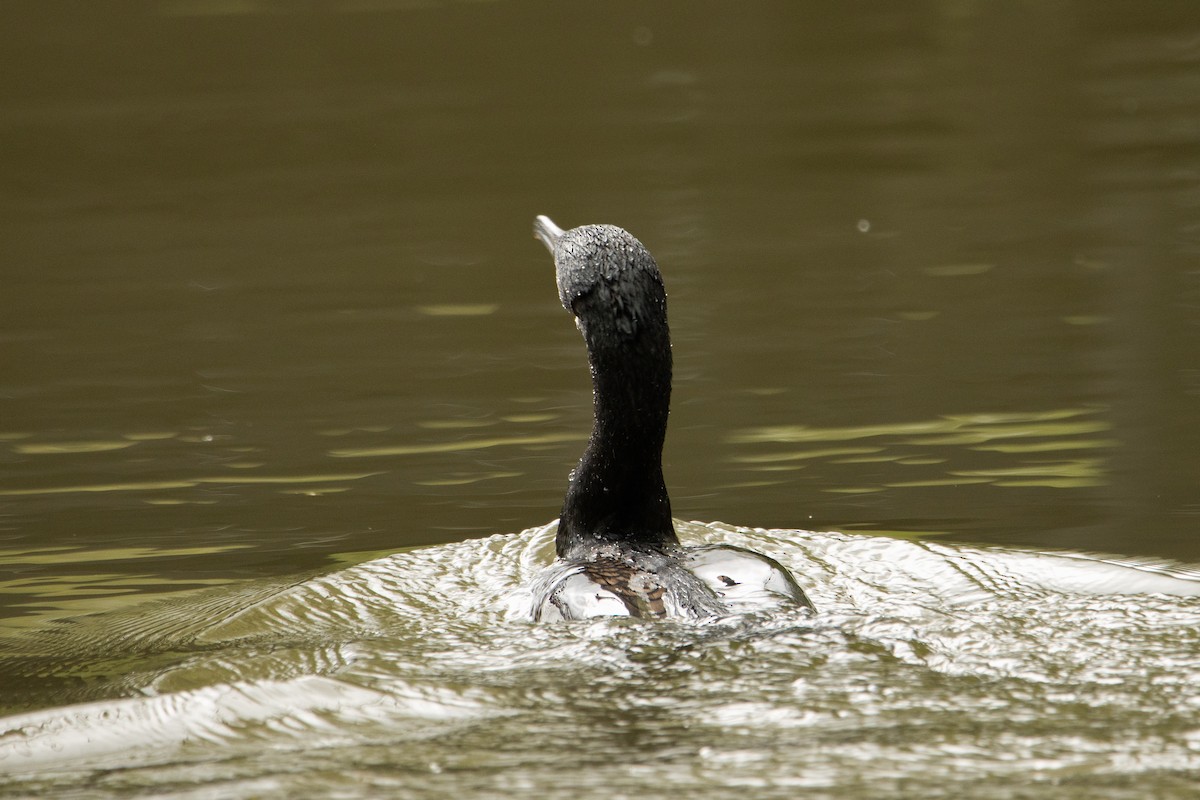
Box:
[3,523,1200,796]
[728,407,1115,492]
[0,471,382,497]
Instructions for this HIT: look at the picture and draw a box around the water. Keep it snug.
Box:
[3,0,1200,796]
[3,522,1200,797]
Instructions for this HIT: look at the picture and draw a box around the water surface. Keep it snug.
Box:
[2,1,1200,796]
[4,522,1200,797]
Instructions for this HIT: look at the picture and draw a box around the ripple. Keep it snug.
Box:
[3,523,1200,796]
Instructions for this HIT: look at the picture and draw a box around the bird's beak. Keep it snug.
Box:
[533,215,565,254]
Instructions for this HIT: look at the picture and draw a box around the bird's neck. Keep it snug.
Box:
[556,328,677,559]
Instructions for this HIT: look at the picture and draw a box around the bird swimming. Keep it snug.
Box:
[530,215,813,621]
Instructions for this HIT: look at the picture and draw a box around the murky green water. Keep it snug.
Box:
[2,1,1199,796]
[4,523,1200,797]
